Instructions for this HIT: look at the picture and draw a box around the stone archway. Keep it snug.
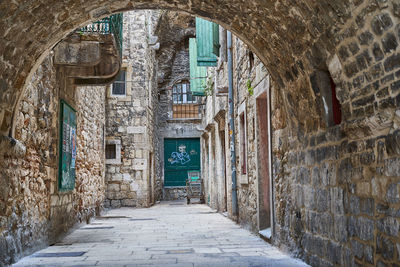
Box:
[1,2,400,266]
[1,0,388,137]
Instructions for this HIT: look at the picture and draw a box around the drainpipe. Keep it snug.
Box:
[227,31,238,217]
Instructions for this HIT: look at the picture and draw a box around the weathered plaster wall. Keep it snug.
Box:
[0,55,106,265]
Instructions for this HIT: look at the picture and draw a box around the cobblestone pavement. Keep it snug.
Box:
[14,201,309,267]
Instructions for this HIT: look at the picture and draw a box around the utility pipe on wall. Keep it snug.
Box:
[227,31,238,217]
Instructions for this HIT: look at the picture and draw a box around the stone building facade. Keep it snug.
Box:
[201,8,400,265]
[0,54,108,264]
[154,12,203,200]
[104,10,159,208]
[201,33,270,232]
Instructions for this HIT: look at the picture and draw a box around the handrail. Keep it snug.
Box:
[78,13,123,58]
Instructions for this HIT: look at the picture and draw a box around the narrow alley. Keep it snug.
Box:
[13,202,307,267]
[1,1,400,267]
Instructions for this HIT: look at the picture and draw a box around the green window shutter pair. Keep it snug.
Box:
[189,38,207,96]
[189,18,220,96]
[195,18,219,67]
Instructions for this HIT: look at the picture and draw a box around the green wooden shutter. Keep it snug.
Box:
[189,38,207,96]
[58,100,77,191]
[212,23,220,56]
[196,18,219,66]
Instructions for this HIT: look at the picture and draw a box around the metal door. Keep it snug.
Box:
[164,138,201,187]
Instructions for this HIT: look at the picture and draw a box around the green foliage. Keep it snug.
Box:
[203,77,214,96]
[246,79,254,96]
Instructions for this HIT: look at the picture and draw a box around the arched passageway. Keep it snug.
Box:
[1,1,400,266]
[2,0,396,135]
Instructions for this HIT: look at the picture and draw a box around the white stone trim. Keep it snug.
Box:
[254,75,269,98]
[107,63,132,100]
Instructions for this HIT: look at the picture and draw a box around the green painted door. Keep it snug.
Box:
[164,138,201,187]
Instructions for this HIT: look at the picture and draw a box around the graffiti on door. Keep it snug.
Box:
[169,144,191,165]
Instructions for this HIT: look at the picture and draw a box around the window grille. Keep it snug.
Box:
[105,144,116,159]
[112,70,126,96]
[172,82,200,119]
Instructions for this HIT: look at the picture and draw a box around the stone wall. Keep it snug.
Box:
[104,10,160,208]
[271,5,400,266]
[201,34,269,229]
[202,6,400,264]
[0,54,107,265]
[0,1,400,266]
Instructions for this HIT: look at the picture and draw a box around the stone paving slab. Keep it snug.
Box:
[13,201,309,267]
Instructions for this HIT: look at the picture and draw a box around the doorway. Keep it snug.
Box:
[164,138,201,187]
[256,92,271,236]
[220,130,228,212]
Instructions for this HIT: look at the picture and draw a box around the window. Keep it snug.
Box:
[173,82,197,104]
[330,76,342,125]
[172,81,200,119]
[112,69,126,96]
[105,140,121,165]
[249,51,254,71]
[105,144,116,159]
[310,70,342,127]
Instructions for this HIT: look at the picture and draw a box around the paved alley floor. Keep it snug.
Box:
[14,201,308,267]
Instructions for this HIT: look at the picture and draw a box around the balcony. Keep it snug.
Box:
[54,14,123,85]
[78,14,123,59]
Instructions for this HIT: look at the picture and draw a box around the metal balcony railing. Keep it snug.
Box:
[78,13,123,58]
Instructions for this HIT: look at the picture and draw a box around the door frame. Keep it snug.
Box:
[254,75,274,238]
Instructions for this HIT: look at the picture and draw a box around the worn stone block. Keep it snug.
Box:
[351,239,364,259]
[126,126,146,134]
[378,235,394,260]
[360,197,374,217]
[358,217,374,241]
[364,245,374,264]
[316,188,329,212]
[121,199,136,207]
[358,31,374,46]
[110,200,121,208]
[386,130,400,156]
[371,13,393,36]
[391,80,400,94]
[373,43,385,61]
[385,158,400,177]
[377,217,399,237]
[326,241,342,265]
[384,53,400,72]
[330,187,344,214]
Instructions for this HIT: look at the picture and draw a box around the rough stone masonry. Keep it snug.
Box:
[0,1,399,267]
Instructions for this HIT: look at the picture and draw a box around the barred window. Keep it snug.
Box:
[112,70,126,96]
[105,144,116,159]
[172,82,200,119]
[172,82,197,104]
